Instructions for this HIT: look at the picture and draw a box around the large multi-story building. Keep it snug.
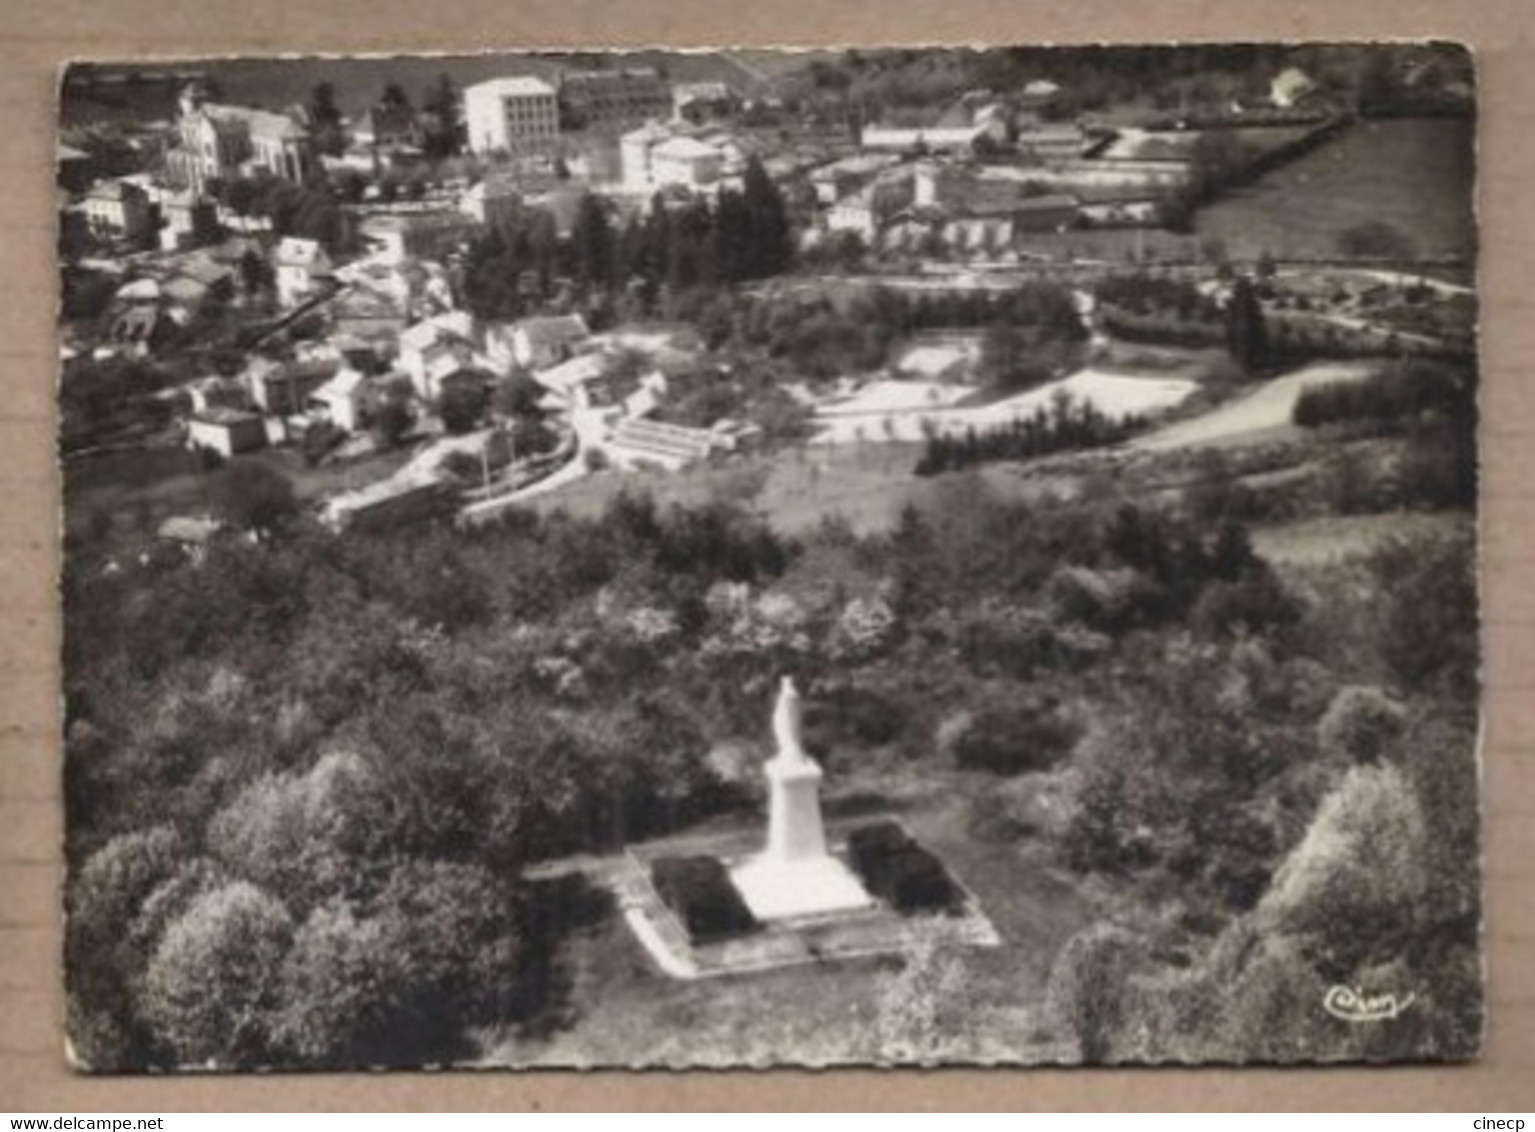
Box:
[557,67,671,132]
[463,76,560,157]
[167,82,317,193]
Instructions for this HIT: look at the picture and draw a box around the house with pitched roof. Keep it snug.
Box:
[308,365,370,433]
[273,237,332,308]
[458,177,524,229]
[353,102,423,150]
[485,313,590,373]
[245,356,339,416]
[1270,66,1318,109]
[399,310,478,399]
[186,407,268,458]
[83,179,155,244]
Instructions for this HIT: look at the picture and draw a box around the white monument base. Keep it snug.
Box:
[729,853,874,922]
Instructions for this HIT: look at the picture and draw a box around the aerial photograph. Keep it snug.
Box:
[56,42,1480,1071]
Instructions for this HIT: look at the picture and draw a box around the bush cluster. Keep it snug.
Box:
[650,856,760,942]
[1291,360,1470,430]
[951,696,1080,775]
[847,822,964,916]
[915,394,1143,477]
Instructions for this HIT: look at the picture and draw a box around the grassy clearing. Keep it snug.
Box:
[1194,117,1476,262]
[1018,227,1204,266]
[533,444,929,536]
[64,439,418,554]
[534,437,1106,538]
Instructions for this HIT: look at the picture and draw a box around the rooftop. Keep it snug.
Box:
[561,66,665,87]
[533,351,608,393]
[191,407,263,426]
[652,136,723,160]
[511,313,591,348]
[311,368,367,402]
[400,310,476,353]
[86,179,144,201]
[621,120,675,145]
[201,102,310,142]
[157,515,225,544]
[810,153,901,180]
[466,75,558,100]
[274,236,328,268]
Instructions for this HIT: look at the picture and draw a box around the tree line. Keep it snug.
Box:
[913,393,1144,476]
[458,156,794,323]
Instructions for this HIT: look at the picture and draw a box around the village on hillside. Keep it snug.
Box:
[59,44,1481,1072]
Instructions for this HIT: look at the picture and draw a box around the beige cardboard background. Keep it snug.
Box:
[3,0,1531,1111]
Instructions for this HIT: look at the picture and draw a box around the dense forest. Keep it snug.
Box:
[64,448,1480,1065]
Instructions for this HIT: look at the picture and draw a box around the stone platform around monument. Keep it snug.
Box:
[615,819,1000,981]
[729,849,875,921]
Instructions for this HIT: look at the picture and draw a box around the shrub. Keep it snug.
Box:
[1190,571,1302,639]
[140,881,294,1066]
[956,604,1064,678]
[1336,220,1417,261]
[1397,424,1474,509]
[1042,565,1145,634]
[208,461,297,538]
[372,400,414,449]
[847,821,964,916]
[510,416,559,458]
[1371,534,1478,697]
[300,420,345,467]
[1043,923,1142,1063]
[437,380,488,435]
[1318,686,1406,766]
[438,450,482,481]
[951,696,1080,775]
[650,855,759,943]
[803,684,907,750]
[206,752,392,915]
[1257,764,1427,963]
[966,791,1032,843]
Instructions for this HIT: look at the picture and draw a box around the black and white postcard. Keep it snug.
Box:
[57,42,1480,1071]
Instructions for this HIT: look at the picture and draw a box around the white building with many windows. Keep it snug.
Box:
[464,76,560,157]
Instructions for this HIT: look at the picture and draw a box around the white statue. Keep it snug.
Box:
[772,676,806,762]
[727,673,874,920]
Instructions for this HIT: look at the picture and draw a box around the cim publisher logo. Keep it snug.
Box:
[1322,984,1416,1023]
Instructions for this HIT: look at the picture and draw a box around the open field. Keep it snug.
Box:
[1194,117,1476,262]
[533,431,1122,537]
[64,439,417,552]
[531,443,926,536]
[811,368,1199,445]
[1016,227,1204,265]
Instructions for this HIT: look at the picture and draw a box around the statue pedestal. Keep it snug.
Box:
[729,749,872,922]
[765,753,828,862]
[729,851,873,921]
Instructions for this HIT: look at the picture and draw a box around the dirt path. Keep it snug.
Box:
[1132,360,1377,452]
